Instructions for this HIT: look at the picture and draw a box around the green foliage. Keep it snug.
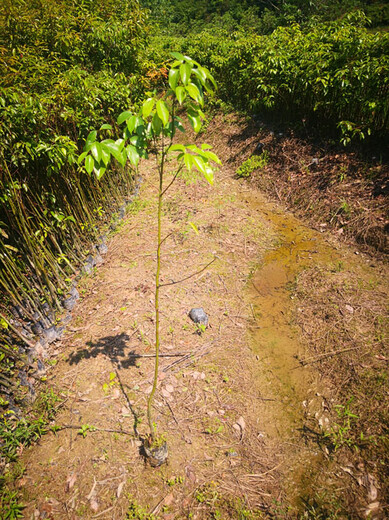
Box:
[0,0,151,394]
[151,12,389,143]
[323,398,363,452]
[127,498,155,520]
[236,152,269,178]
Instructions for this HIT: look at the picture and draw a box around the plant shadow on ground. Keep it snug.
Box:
[67,332,141,369]
[67,333,143,436]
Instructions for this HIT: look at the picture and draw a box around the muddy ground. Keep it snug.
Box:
[10,115,389,519]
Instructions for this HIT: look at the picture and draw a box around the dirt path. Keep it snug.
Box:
[18,117,388,519]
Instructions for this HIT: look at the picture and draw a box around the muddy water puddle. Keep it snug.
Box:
[248,200,342,506]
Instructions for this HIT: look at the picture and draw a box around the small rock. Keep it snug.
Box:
[63,296,77,311]
[11,305,24,319]
[98,242,108,255]
[165,384,174,393]
[345,304,354,314]
[93,252,103,266]
[254,142,264,154]
[69,286,79,300]
[188,308,209,326]
[42,326,59,344]
[31,322,44,335]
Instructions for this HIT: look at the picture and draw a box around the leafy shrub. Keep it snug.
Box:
[236,152,269,178]
[151,12,389,144]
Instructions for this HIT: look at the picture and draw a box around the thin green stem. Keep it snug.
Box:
[147,142,165,442]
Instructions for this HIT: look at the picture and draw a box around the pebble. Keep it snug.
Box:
[188,308,209,326]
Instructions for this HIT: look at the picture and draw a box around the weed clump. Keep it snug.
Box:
[236,152,269,178]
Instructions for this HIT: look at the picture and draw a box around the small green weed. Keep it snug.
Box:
[236,152,269,178]
[166,475,184,487]
[78,424,96,438]
[126,497,155,519]
[324,398,361,451]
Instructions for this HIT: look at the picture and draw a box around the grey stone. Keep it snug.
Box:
[255,142,264,154]
[188,308,209,326]
[69,286,79,300]
[11,305,24,319]
[93,252,103,265]
[63,296,77,311]
[98,242,108,255]
[31,322,44,335]
[42,326,59,344]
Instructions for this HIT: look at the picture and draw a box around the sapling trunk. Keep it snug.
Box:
[79,55,220,458]
[147,146,165,442]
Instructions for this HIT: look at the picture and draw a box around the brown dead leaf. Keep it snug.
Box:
[66,473,77,492]
[185,465,197,485]
[90,499,99,512]
[163,493,174,506]
[116,481,126,499]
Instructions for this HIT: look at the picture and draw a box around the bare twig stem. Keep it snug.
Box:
[159,257,217,288]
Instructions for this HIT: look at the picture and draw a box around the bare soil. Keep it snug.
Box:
[13,115,388,519]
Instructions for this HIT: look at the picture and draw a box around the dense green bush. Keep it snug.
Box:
[150,12,389,143]
[0,0,151,392]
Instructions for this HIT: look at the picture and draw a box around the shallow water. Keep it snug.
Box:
[248,201,341,507]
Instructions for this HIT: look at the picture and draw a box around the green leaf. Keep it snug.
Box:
[127,115,137,134]
[175,86,186,105]
[142,98,155,119]
[85,155,94,175]
[126,145,140,166]
[184,153,193,171]
[203,150,221,165]
[101,141,125,165]
[101,147,110,166]
[86,130,97,147]
[152,112,162,135]
[203,166,214,185]
[169,144,185,152]
[100,124,112,130]
[193,66,207,85]
[168,68,180,90]
[90,142,102,163]
[77,151,88,165]
[180,63,192,85]
[171,51,185,61]
[189,222,199,235]
[117,111,132,125]
[186,83,202,104]
[156,100,169,126]
[188,114,202,133]
[192,155,207,175]
[94,165,106,180]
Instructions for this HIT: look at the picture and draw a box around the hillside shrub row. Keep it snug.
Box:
[150,12,389,144]
[0,0,151,394]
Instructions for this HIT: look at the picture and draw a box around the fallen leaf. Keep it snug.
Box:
[185,465,197,485]
[236,416,246,430]
[112,387,120,399]
[116,481,126,499]
[90,499,99,512]
[365,502,380,516]
[163,493,174,506]
[66,473,77,492]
